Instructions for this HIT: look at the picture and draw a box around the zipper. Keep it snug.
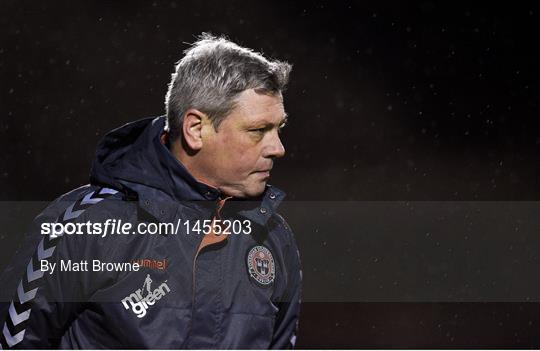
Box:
[187,196,231,346]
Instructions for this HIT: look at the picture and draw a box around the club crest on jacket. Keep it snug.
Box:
[246,245,276,286]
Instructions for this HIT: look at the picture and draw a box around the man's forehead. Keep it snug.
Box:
[233,90,286,123]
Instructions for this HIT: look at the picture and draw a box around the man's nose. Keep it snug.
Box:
[265,132,285,159]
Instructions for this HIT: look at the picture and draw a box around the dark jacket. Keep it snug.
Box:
[0,116,301,349]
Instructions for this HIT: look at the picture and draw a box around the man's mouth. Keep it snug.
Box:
[253,170,271,178]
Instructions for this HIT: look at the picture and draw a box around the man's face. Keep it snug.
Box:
[197,89,287,198]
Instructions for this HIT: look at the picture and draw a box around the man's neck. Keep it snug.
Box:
[166,135,220,192]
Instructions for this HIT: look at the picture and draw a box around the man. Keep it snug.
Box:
[0,33,301,349]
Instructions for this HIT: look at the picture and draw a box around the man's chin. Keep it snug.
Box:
[222,182,266,199]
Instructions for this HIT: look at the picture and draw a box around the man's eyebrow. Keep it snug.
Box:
[249,114,288,129]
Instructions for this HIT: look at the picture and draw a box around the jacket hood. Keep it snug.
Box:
[89,116,285,221]
[90,116,219,202]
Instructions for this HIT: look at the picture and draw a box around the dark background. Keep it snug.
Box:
[2,0,540,348]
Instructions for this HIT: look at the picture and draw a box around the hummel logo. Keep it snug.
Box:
[121,274,171,318]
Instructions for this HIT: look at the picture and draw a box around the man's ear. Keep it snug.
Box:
[182,108,207,151]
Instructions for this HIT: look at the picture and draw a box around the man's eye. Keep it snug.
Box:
[249,128,266,133]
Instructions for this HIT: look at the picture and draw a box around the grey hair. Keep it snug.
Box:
[164,33,292,141]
